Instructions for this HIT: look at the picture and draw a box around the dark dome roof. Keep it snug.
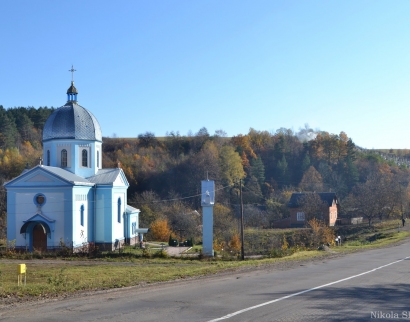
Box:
[67,81,78,94]
[42,102,102,142]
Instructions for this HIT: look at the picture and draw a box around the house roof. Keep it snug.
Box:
[288,192,338,208]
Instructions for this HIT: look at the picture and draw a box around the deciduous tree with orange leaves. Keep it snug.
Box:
[149,218,172,242]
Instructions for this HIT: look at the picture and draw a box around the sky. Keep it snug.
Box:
[1,1,410,149]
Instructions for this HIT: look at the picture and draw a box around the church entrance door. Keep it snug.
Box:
[32,223,47,252]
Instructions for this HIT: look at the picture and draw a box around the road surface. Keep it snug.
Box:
[1,241,410,321]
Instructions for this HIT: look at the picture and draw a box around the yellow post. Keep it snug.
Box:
[17,264,26,286]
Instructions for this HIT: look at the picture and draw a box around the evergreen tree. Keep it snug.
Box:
[276,155,289,187]
[250,157,265,185]
[0,107,17,149]
[301,153,311,174]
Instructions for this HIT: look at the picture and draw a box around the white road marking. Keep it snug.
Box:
[207,255,410,321]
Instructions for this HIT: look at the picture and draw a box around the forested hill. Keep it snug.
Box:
[1,106,410,240]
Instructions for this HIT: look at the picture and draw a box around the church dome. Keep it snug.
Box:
[43,102,102,142]
[43,75,102,142]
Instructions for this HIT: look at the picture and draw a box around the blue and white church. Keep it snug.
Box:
[5,77,147,251]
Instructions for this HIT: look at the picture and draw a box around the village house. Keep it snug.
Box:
[273,192,339,228]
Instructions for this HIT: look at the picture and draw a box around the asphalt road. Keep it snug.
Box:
[1,241,410,322]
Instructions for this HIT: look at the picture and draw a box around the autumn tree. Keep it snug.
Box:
[247,128,272,153]
[228,233,241,252]
[345,171,400,226]
[213,204,236,243]
[299,166,323,192]
[138,131,160,148]
[149,218,172,242]
[219,146,245,186]
[231,134,256,160]
[266,198,289,224]
[307,218,335,247]
[163,199,201,241]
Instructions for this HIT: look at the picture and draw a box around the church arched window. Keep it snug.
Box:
[97,151,100,168]
[80,205,84,226]
[117,198,121,223]
[47,150,50,166]
[82,149,88,167]
[61,149,67,167]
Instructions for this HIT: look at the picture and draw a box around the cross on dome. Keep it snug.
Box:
[67,65,78,102]
[68,65,76,82]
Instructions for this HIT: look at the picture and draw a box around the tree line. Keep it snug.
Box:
[1,107,410,247]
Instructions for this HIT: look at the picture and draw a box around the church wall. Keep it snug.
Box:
[126,212,140,244]
[56,143,72,169]
[43,139,100,177]
[87,188,95,243]
[44,189,68,248]
[6,191,17,243]
[75,140,99,177]
[95,186,113,243]
[93,186,128,249]
[95,142,102,169]
[43,143,56,167]
[112,189,127,243]
[9,188,69,249]
[72,186,93,247]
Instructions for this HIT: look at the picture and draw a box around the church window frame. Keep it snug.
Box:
[61,149,68,167]
[97,151,100,168]
[82,149,88,167]
[80,204,84,226]
[117,198,122,223]
[47,150,50,166]
[33,193,46,207]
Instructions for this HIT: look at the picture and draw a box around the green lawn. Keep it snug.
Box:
[1,220,409,301]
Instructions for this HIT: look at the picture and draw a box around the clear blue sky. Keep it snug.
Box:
[1,1,410,149]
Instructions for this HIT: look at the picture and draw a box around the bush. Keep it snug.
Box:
[153,249,168,258]
[169,238,178,246]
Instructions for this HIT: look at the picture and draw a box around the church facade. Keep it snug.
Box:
[5,80,147,251]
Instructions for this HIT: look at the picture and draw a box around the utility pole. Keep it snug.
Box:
[240,179,244,260]
[399,181,406,226]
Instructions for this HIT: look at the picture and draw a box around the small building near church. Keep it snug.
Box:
[4,78,148,251]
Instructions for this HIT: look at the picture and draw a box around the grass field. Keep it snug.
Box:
[1,220,409,301]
